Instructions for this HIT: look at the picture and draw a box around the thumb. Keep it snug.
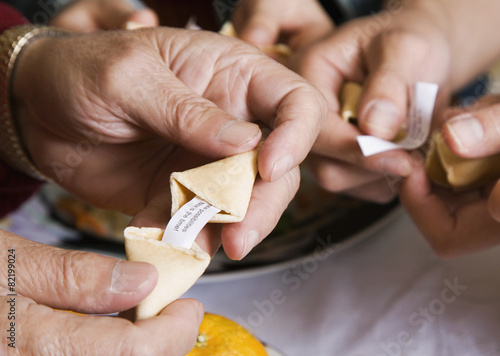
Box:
[358,31,432,140]
[442,100,500,158]
[1,230,157,314]
[235,2,281,46]
[128,75,262,159]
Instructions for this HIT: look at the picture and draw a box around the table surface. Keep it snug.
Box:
[184,211,500,356]
[4,195,500,356]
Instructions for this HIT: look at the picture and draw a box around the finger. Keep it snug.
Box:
[237,57,326,181]
[122,70,262,160]
[0,230,157,314]
[307,154,384,193]
[49,8,99,32]
[259,85,325,182]
[2,296,202,355]
[488,179,500,222]
[308,153,399,202]
[442,100,500,158]
[221,167,300,260]
[343,177,398,203]
[288,21,334,50]
[358,30,434,140]
[400,164,500,257]
[284,2,334,50]
[312,114,413,176]
[126,8,159,28]
[294,27,366,114]
[94,0,141,30]
[233,1,281,46]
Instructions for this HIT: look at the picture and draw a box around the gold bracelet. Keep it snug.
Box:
[0,25,70,181]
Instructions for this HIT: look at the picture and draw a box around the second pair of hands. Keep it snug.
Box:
[234,0,500,256]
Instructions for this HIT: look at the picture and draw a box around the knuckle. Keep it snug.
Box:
[59,250,86,292]
[168,94,216,138]
[93,35,141,89]
[379,28,431,60]
[312,164,355,193]
[56,250,111,310]
[297,44,328,74]
[424,230,462,259]
[427,239,457,259]
[285,167,301,198]
[18,302,78,355]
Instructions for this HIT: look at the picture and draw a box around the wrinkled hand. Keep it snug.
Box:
[400,95,500,257]
[0,229,203,355]
[292,3,453,202]
[231,0,333,50]
[50,0,158,32]
[13,27,325,259]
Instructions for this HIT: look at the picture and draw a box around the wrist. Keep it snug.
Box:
[0,25,70,181]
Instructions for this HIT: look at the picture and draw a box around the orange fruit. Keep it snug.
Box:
[186,313,268,356]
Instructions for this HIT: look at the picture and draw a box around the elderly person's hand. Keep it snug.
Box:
[49,0,158,32]
[231,0,333,50]
[0,229,203,355]
[13,27,326,260]
[400,95,500,257]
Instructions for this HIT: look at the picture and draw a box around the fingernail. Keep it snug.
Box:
[378,157,412,177]
[445,114,484,153]
[124,21,147,30]
[109,261,153,294]
[217,120,260,147]
[363,100,400,139]
[240,230,260,259]
[271,154,293,181]
[246,27,270,45]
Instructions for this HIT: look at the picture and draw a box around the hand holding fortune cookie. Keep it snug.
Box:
[401,95,500,257]
[340,82,500,257]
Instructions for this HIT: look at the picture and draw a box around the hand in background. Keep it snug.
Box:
[290,2,456,202]
[13,27,326,260]
[401,95,500,257]
[50,0,158,32]
[231,0,333,50]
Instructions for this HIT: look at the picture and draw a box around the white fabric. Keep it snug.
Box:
[185,212,500,356]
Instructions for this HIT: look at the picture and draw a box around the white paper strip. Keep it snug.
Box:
[357,82,439,156]
[162,197,221,249]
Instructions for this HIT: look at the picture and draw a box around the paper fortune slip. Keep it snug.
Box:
[124,147,259,320]
[161,197,220,248]
[357,82,439,156]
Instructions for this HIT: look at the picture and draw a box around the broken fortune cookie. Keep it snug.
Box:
[425,131,500,190]
[170,148,259,223]
[124,227,210,320]
[125,148,259,320]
